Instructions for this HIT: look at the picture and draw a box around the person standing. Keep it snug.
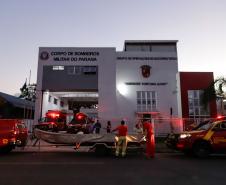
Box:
[112,120,128,157]
[94,120,101,134]
[133,122,143,140]
[134,123,143,135]
[106,121,112,133]
[143,119,155,158]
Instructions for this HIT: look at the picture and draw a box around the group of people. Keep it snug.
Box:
[112,119,155,159]
[92,119,155,159]
[91,120,111,134]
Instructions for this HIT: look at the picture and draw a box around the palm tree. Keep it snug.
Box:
[214,77,226,97]
[19,81,36,102]
[202,77,226,113]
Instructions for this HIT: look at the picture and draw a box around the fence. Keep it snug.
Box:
[153,118,183,137]
[23,119,35,133]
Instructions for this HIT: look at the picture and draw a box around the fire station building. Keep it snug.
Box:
[35,40,217,134]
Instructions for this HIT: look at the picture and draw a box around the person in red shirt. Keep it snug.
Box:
[112,120,128,157]
[143,119,155,158]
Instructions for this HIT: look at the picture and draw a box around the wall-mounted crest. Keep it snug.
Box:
[40,51,49,60]
[140,65,152,78]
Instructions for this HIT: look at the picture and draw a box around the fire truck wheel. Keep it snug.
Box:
[193,141,210,158]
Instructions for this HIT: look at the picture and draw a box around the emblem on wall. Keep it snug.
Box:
[40,51,49,60]
[140,65,151,78]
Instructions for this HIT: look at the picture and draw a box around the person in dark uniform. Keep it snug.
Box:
[106,121,112,133]
[94,120,102,134]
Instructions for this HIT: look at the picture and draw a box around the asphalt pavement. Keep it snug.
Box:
[1,152,226,185]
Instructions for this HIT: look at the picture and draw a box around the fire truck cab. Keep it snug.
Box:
[37,110,93,133]
[67,112,94,134]
[37,110,67,131]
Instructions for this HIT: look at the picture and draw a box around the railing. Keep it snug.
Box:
[152,118,183,137]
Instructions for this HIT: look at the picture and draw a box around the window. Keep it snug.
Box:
[53,98,58,105]
[137,91,157,112]
[188,90,209,118]
[60,101,64,107]
[67,66,97,75]
[53,66,64,70]
[48,95,52,103]
[67,66,77,75]
[83,66,97,75]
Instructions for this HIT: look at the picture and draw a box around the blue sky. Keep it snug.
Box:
[0,0,226,95]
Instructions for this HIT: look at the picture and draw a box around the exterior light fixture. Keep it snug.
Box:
[117,83,128,96]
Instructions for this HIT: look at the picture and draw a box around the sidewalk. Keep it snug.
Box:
[14,138,178,153]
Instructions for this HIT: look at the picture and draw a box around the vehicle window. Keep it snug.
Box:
[193,120,211,130]
[56,118,65,123]
[39,117,46,123]
[17,124,26,129]
[197,122,213,131]
[39,117,55,123]
[213,123,220,129]
[220,121,226,129]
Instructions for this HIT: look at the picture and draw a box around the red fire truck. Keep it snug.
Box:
[37,110,67,131]
[37,110,93,133]
[0,119,28,153]
[67,112,94,134]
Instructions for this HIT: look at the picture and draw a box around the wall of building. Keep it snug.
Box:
[179,72,217,118]
[35,47,118,125]
[41,91,68,117]
[216,99,226,116]
[35,41,181,134]
[116,50,179,131]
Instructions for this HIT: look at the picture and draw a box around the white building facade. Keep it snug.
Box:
[35,40,180,133]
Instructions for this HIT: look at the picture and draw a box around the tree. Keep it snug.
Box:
[19,80,28,99]
[202,77,226,109]
[19,80,36,102]
[214,77,226,97]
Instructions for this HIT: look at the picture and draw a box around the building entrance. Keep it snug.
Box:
[41,91,98,122]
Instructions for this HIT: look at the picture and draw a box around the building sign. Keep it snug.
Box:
[117,56,177,61]
[39,51,100,62]
[125,82,168,86]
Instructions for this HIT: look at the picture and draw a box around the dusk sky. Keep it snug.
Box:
[0,0,226,95]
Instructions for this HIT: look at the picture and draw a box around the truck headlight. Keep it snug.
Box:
[179,133,191,139]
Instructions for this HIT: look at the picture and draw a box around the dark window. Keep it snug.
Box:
[60,101,64,107]
[67,66,75,75]
[48,95,52,102]
[54,98,58,105]
[83,66,97,75]
[220,121,226,129]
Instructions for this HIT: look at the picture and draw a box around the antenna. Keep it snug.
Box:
[28,69,31,85]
